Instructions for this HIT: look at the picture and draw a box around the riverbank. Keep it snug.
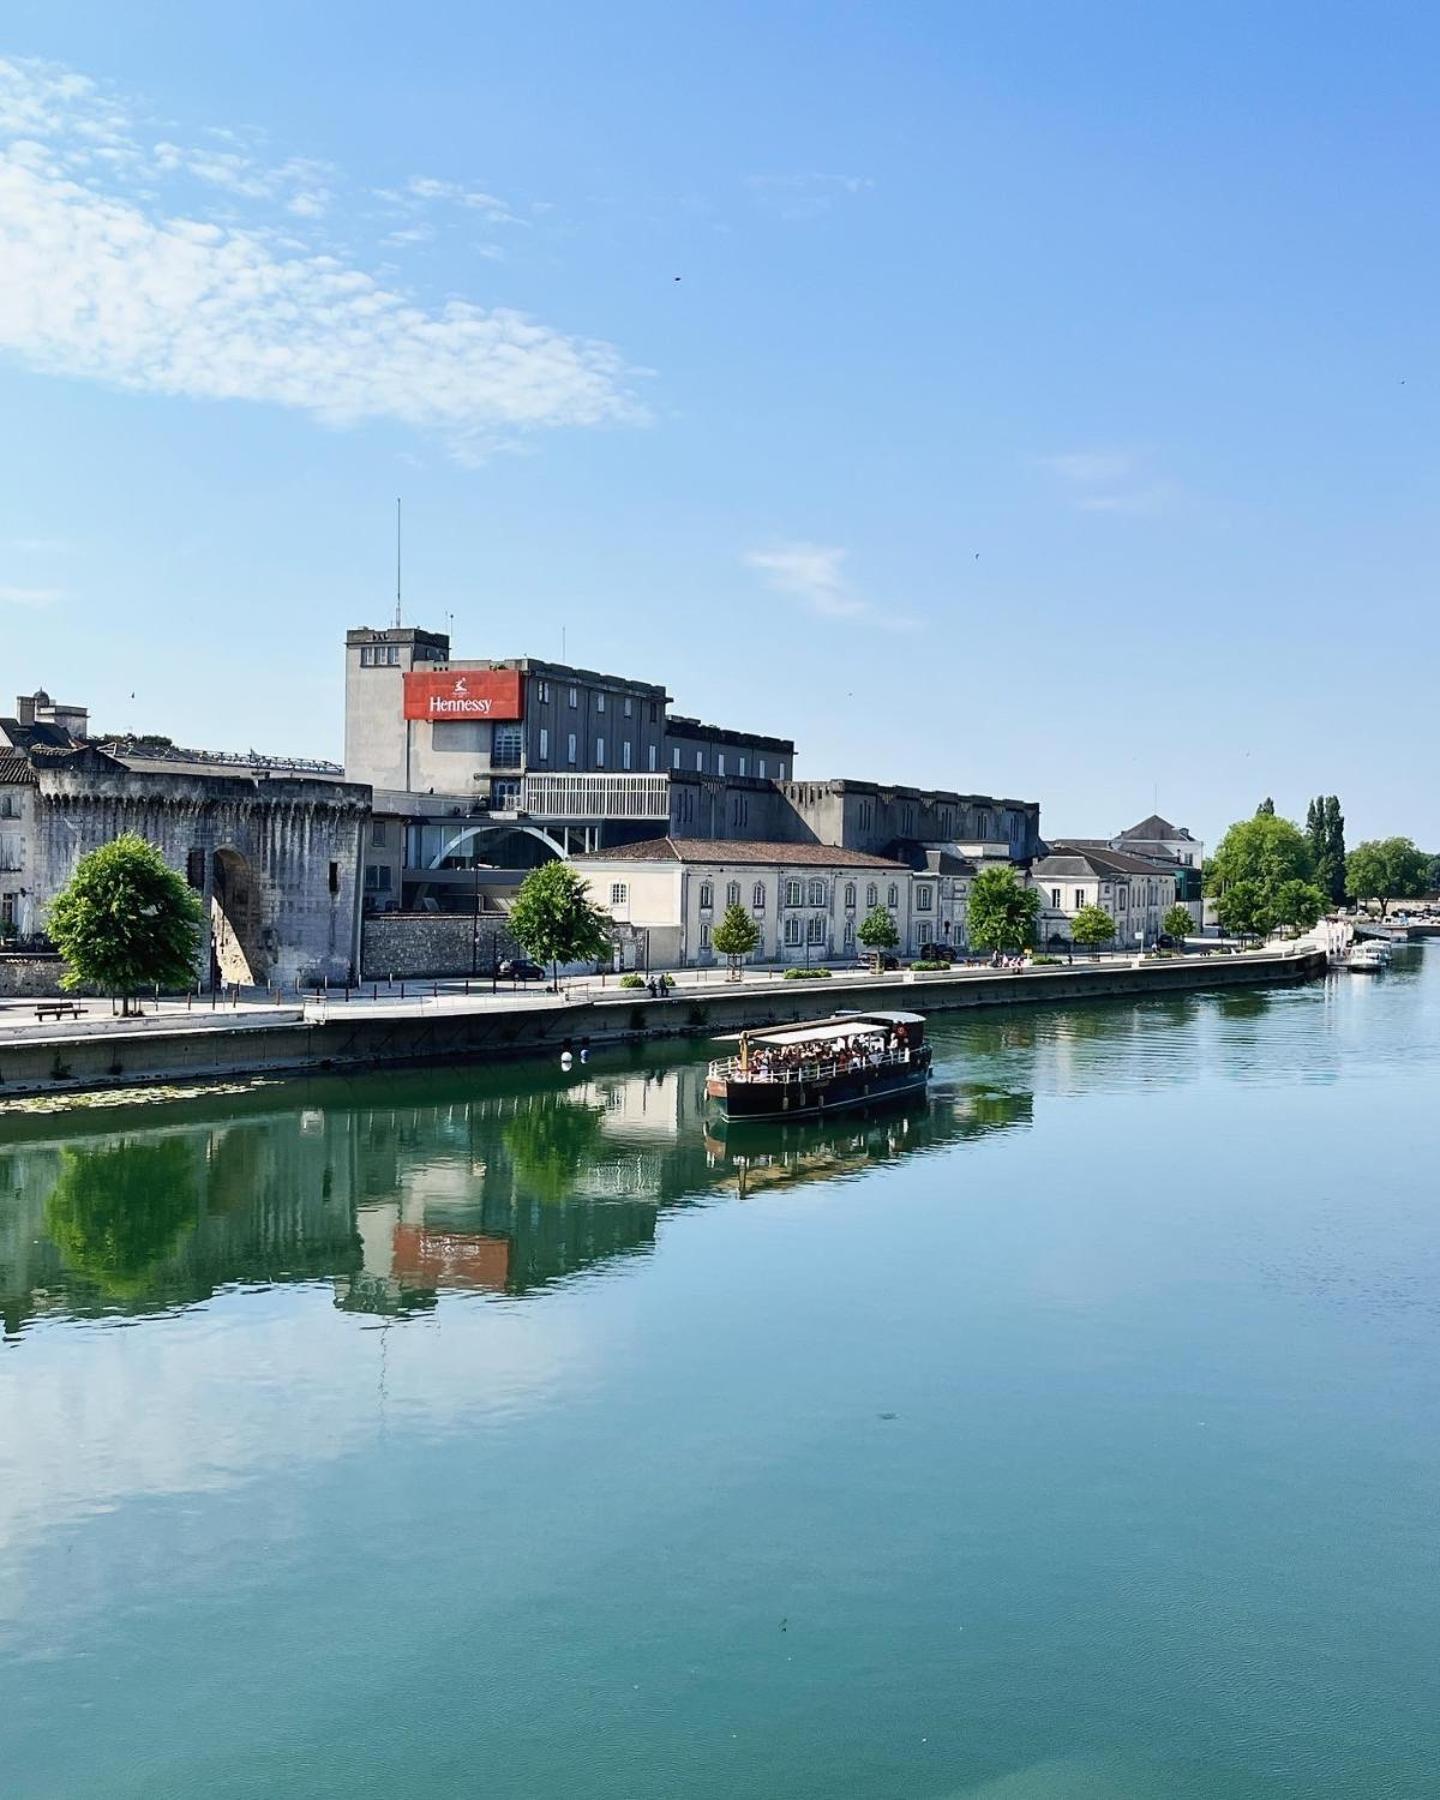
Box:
[0,945,1327,1105]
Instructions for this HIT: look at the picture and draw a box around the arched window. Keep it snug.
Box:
[866,883,878,908]
[843,881,856,909]
[807,878,826,906]
[887,883,899,908]
[726,879,741,906]
[843,917,856,946]
[753,881,766,910]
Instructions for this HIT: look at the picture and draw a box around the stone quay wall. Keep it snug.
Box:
[0,947,1327,1100]
[0,954,78,999]
[360,912,525,980]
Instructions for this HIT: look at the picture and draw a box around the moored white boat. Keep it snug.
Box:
[1346,942,1388,973]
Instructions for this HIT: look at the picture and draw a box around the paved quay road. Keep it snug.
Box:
[0,944,1313,1046]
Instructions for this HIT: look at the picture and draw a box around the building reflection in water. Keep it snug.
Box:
[0,1045,1033,1336]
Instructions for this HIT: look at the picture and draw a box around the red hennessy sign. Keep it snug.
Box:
[403,670,523,722]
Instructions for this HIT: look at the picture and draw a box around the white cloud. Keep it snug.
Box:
[0,584,61,606]
[0,56,640,457]
[744,544,869,618]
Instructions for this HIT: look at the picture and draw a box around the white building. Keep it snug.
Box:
[573,837,943,969]
[1030,844,1178,950]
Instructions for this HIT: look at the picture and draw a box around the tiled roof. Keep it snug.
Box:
[0,752,37,785]
[576,836,910,870]
[1122,814,1192,840]
[1038,842,1180,880]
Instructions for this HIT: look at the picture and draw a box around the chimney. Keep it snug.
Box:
[16,694,35,727]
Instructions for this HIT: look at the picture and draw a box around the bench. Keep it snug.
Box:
[34,1002,84,1022]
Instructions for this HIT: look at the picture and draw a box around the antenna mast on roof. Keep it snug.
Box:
[394,498,403,629]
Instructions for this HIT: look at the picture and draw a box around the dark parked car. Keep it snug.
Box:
[498,957,545,981]
[1155,933,1177,950]
[918,942,956,964]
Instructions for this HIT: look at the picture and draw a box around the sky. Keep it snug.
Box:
[2,1,1439,851]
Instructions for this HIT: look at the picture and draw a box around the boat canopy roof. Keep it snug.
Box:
[717,1011,926,1048]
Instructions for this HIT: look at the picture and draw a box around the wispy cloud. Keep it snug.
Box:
[0,56,641,459]
[744,544,871,619]
[1040,448,1175,516]
[747,173,874,221]
[0,584,61,606]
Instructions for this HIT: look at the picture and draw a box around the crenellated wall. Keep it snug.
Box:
[30,756,370,987]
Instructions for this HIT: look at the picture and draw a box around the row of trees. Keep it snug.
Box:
[1207,799,1433,933]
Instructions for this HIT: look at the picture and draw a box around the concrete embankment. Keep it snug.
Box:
[0,947,1327,1103]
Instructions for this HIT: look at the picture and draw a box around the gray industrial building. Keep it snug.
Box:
[343,622,1042,951]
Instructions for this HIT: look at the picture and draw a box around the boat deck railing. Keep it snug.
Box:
[708,1047,918,1086]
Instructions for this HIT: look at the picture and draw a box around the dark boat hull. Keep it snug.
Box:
[707,1055,931,1122]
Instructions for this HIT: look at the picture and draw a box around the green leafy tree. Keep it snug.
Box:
[1269,879,1328,934]
[1346,837,1429,917]
[1425,853,1440,894]
[1205,812,1316,936]
[1256,796,1276,816]
[46,833,202,1013]
[857,902,900,964]
[1070,904,1117,949]
[1214,878,1269,939]
[1161,903,1194,941]
[1309,795,1347,904]
[711,902,760,979]
[967,866,1040,953]
[1305,797,1324,874]
[508,860,611,987]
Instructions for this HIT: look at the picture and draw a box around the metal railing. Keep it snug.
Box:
[708,1047,915,1085]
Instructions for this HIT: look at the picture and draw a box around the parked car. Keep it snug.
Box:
[918,942,956,965]
[855,952,901,972]
[498,957,544,981]
[1156,933,1177,949]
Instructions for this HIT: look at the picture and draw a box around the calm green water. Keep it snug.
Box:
[2,957,1438,1799]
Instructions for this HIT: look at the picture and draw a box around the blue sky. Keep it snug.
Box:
[3,2,1438,850]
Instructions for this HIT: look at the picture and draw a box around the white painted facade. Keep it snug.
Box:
[576,845,962,968]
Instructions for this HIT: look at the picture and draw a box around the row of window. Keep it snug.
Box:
[358,644,403,667]
[695,878,919,911]
[1049,884,1171,911]
[533,728,656,772]
[697,914,860,952]
[535,680,659,722]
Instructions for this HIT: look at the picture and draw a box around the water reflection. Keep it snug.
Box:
[0,1048,1031,1334]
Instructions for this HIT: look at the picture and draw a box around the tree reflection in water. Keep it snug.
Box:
[44,1138,201,1303]
[502,1097,609,1204]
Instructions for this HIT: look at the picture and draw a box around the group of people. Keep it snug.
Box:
[740,1024,908,1082]
[644,974,674,997]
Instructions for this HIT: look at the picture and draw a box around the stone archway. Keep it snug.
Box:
[212,847,266,986]
[426,822,568,869]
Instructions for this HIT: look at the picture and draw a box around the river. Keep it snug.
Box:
[2,952,1437,1798]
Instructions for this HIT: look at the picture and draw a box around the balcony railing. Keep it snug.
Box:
[520,774,669,820]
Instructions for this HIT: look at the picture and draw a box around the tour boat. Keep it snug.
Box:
[705,1010,932,1122]
[1346,942,1388,973]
